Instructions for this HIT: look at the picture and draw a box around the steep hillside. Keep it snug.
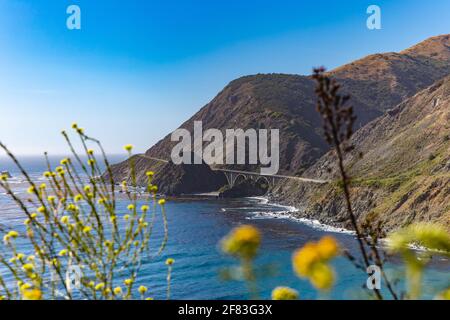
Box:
[330,34,450,119]
[274,76,450,231]
[144,74,326,175]
[109,34,450,196]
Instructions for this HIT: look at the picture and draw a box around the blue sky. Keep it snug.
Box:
[0,0,449,155]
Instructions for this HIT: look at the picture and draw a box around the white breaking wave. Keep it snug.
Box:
[245,196,355,235]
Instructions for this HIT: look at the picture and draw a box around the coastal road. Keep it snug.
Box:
[135,154,329,184]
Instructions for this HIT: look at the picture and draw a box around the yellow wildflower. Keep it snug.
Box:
[141,205,149,212]
[158,199,166,205]
[292,243,321,277]
[87,149,94,155]
[124,144,133,152]
[124,278,133,286]
[436,287,450,300]
[138,286,148,294]
[271,286,299,300]
[27,186,35,194]
[74,194,83,202]
[309,263,334,290]
[127,204,135,211]
[67,204,78,212]
[22,289,42,300]
[387,223,450,253]
[146,171,154,177]
[20,283,32,291]
[61,216,70,224]
[124,214,130,220]
[317,236,340,260]
[83,226,92,234]
[221,225,261,260]
[165,258,175,266]
[95,283,105,291]
[22,263,34,272]
[58,249,68,257]
[7,230,19,238]
[113,287,122,295]
[292,236,339,291]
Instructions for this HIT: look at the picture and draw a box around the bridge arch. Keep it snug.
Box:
[222,171,276,189]
[255,176,271,189]
[232,174,248,187]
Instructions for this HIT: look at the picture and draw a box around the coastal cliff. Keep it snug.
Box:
[273,75,450,232]
[108,34,450,231]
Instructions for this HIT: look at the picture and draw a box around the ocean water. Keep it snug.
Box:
[0,156,448,300]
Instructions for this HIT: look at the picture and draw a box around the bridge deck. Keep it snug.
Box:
[212,168,328,184]
[135,154,328,184]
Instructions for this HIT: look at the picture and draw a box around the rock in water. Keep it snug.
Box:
[219,179,269,198]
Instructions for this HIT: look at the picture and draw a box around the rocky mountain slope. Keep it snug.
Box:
[273,75,450,232]
[330,34,450,116]
[109,34,450,201]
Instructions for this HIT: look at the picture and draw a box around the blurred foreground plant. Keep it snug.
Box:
[0,125,171,300]
[387,223,450,299]
[221,225,261,298]
[221,225,340,299]
[219,69,449,301]
[312,68,394,300]
[292,236,339,291]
